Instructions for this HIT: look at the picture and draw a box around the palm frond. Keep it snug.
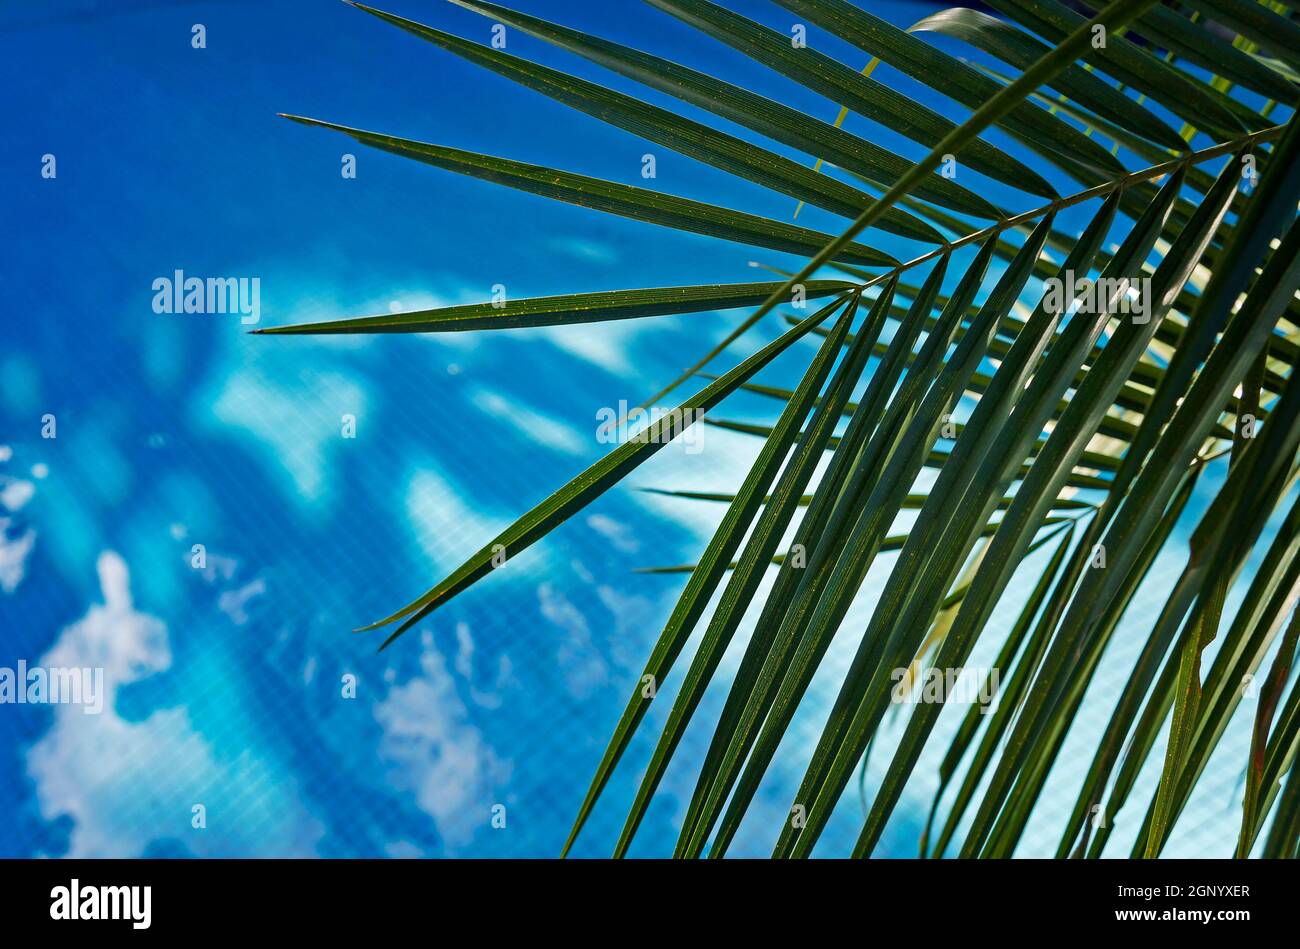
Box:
[267,0,1300,858]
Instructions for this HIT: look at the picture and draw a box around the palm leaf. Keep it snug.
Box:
[276,115,898,267]
[255,280,852,335]
[266,0,1300,858]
